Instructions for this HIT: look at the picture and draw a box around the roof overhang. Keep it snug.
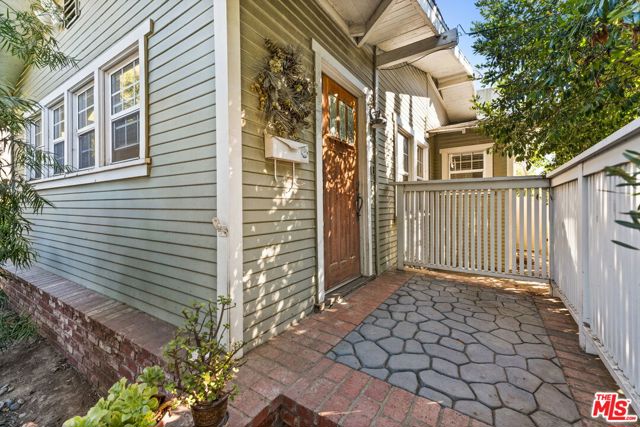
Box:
[316,0,477,122]
[428,119,479,134]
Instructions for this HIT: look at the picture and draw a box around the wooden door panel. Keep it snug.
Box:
[322,74,360,289]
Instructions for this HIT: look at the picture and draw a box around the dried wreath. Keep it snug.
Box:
[252,39,315,140]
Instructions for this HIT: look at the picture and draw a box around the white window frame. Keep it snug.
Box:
[49,99,66,176]
[73,81,96,170]
[106,53,141,165]
[416,142,428,180]
[440,142,494,179]
[27,114,44,180]
[27,19,151,190]
[396,129,412,182]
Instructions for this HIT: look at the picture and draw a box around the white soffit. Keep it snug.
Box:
[317,0,477,122]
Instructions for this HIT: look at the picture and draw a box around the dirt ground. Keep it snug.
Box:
[0,337,98,427]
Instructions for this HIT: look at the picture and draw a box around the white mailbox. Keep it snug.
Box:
[264,134,309,164]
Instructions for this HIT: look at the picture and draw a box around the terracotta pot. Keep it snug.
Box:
[191,395,229,427]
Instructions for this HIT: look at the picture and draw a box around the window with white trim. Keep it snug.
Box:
[51,101,65,175]
[75,84,95,170]
[439,143,494,179]
[28,116,43,179]
[397,131,411,182]
[449,151,484,178]
[24,20,151,190]
[416,144,427,180]
[109,57,140,163]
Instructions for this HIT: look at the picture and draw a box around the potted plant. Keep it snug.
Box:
[62,366,172,427]
[164,297,244,427]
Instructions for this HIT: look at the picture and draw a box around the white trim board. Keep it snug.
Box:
[214,0,244,353]
[312,39,374,305]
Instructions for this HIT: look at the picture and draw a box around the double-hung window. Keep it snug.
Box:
[29,117,43,179]
[51,102,65,175]
[75,85,95,169]
[448,151,484,178]
[26,20,151,189]
[440,143,494,179]
[417,144,428,180]
[397,132,411,182]
[109,57,140,163]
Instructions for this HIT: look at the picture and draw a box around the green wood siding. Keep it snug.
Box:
[19,0,217,326]
[430,129,508,180]
[240,0,447,348]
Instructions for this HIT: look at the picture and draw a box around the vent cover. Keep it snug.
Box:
[63,0,79,29]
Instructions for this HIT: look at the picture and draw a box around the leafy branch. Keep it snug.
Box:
[605,149,640,250]
[164,297,244,407]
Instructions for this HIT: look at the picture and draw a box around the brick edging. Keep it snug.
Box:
[0,267,173,392]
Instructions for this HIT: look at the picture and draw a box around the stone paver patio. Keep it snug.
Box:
[327,276,579,426]
[226,270,636,427]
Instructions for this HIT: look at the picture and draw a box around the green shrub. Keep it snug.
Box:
[62,366,167,427]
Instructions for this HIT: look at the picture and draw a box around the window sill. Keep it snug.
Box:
[31,158,150,190]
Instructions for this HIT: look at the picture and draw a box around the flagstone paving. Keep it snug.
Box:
[225,269,634,427]
[327,275,580,426]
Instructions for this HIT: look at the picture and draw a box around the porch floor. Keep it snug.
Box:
[228,270,632,427]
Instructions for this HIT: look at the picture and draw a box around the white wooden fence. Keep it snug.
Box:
[548,119,640,412]
[397,176,551,281]
[396,119,640,412]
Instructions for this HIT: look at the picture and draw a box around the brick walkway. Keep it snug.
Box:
[227,270,637,427]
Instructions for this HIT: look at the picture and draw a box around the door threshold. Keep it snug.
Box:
[319,276,374,310]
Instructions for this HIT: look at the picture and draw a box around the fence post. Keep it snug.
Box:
[397,185,405,270]
[577,164,597,354]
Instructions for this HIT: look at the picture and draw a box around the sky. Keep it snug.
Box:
[435,0,485,79]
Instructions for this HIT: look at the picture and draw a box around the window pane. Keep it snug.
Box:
[79,131,95,169]
[32,119,42,178]
[77,86,94,129]
[403,138,409,173]
[328,94,337,137]
[111,59,140,114]
[112,112,140,162]
[339,101,346,140]
[346,105,354,145]
[417,146,424,178]
[53,104,65,139]
[53,141,64,174]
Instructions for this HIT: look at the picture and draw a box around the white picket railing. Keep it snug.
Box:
[397,176,551,281]
[548,119,640,412]
[396,119,640,412]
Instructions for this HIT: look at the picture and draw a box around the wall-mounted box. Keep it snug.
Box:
[264,134,309,164]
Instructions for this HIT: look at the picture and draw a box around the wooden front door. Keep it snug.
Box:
[322,74,361,289]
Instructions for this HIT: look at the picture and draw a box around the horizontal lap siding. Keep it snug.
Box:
[240,0,372,348]
[20,0,217,326]
[377,67,447,271]
[240,0,448,348]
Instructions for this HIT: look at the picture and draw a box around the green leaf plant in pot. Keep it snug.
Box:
[164,296,244,427]
[62,366,172,427]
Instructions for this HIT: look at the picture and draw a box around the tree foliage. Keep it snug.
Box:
[0,1,73,270]
[473,0,640,169]
[605,150,640,250]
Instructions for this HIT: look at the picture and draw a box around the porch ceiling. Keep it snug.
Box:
[317,0,477,122]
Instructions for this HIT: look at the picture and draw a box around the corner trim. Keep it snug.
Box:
[214,0,243,352]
